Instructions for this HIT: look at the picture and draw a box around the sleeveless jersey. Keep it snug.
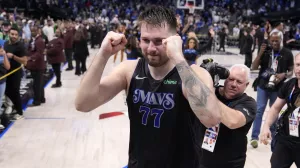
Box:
[126,58,202,168]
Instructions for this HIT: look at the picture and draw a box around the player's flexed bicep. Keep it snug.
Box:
[98,61,137,105]
[75,31,135,112]
[162,35,222,127]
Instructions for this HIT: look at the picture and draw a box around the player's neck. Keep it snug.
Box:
[148,61,175,81]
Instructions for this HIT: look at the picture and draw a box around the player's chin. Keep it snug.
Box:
[147,55,169,67]
[148,60,162,67]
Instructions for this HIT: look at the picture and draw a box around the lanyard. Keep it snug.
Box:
[288,86,295,107]
[271,50,280,70]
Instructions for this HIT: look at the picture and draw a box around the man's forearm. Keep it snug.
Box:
[175,60,221,125]
[264,108,280,128]
[13,55,27,65]
[252,52,263,70]
[76,52,109,105]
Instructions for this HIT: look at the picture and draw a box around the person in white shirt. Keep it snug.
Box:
[42,19,54,41]
[233,25,240,37]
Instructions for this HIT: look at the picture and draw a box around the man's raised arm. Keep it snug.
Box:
[75,31,128,112]
[163,35,222,128]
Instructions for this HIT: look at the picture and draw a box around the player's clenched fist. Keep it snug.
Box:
[100,31,127,58]
[162,35,184,62]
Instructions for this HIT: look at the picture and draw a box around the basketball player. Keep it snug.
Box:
[75,6,223,168]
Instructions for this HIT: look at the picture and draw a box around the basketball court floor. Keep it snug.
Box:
[0,47,298,168]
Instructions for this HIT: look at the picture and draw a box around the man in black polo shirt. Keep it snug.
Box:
[251,30,294,151]
[198,64,257,168]
[4,27,27,120]
[260,53,300,168]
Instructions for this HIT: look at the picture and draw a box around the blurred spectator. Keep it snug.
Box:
[0,46,10,129]
[46,28,65,88]
[125,35,143,60]
[73,28,89,76]
[4,27,27,120]
[26,26,46,106]
[43,19,55,41]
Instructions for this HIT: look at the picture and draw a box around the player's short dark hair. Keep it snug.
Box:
[138,6,177,33]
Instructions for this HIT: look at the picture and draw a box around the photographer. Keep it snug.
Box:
[198,64,257,168]
[251,30,294,151]
[260,53,300,168]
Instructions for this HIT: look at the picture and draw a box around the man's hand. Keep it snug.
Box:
[0,49,6,56]
[162,35,184,64]
[259,44,266,55]
[6,53,13,59]
[275,73,286,84]
[99,31,127,58]
[260,126,272,145]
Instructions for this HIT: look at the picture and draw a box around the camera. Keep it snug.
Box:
[260,40,279,90]
[261,68,277,90]
[263,39,272,58]
[200,58,230,87]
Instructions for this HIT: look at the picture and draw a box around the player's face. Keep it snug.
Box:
[294,55,300,79]
[140,23,173,67]
[224,67,248,99]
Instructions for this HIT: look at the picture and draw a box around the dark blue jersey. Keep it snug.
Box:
[126,58,202,168]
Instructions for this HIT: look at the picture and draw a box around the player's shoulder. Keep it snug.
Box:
[190,64,204,71]
[118,59,139,70]
[116,59,140,78]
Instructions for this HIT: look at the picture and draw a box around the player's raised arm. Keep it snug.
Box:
[163,35,222,128]
[75,31,128,112]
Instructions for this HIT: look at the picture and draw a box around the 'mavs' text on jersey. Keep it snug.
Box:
[133,89,175,110]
